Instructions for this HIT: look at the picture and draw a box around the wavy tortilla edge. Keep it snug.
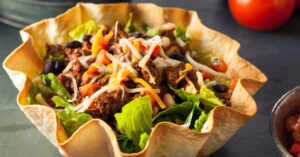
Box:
[3,3,267,157]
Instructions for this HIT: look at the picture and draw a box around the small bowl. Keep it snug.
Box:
[270,86,300,157]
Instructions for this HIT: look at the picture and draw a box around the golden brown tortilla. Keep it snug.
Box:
[3,3,267,157]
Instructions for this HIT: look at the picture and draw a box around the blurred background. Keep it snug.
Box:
[0,0,300,157]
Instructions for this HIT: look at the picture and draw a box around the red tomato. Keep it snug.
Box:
[228,0,295,31]
[79,84,101,96]
[96,50,111,65]
[290,143,300,155]
[202,71,213,80]
[151,45,161,57]
[212,57,228,72]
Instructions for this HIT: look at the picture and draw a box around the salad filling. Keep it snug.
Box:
[29,15,237,153]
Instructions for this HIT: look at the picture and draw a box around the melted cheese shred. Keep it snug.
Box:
[133,78,166,109]
[119,39,142,59]
[64,73,78,102]
[185,51,226,78]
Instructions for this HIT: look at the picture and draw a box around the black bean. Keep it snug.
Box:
[132,32,147,39]
[169,52,187,63]
[53,61,64,74]
[83,34,92,43]
[43,59,55,74]
[212,83,228,93]
[65,40,82,49]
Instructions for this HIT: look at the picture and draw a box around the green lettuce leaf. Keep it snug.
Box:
[40,73,72,101]
[153,101,194,124]
[68,20,98,41]
[169,85,200,106]
[124,13,135,33]
[29,76,57,104]
[114,96,153,152]
[133,21,148,32]
[199,86,224,112]
[173,26,191,42]
[146,28,162,36]
[52,96,92,136]
[193,110,208,131]
[139,132,149,150]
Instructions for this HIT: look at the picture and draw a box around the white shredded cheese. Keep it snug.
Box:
[64,73,78,102]
[176,37,186,47]
[119,39,142,59]
[114,21,119,41]
[76,86,110,112]
[186,51,226,78]
[144,67,156,85]
[205,80,217,87]
[196,71,205,87]
[78,55,95,69]
[63,60,75,72]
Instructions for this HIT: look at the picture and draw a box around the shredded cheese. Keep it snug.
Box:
[119,39,142,59]
[76,86,110,112]
[184,75,197,94]
[196,71,205,87]
[186,51,226,78]
[114,21,119,41]
[63,60,75,72]
[78,55,95,69]
[64,73,78,102]
[176,63,193,84]
[133,78,166,109]
[144,67,156,84]
[176,37,186,47]
[205,80,217,87]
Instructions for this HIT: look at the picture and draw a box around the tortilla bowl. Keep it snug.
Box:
[3,3,267,157]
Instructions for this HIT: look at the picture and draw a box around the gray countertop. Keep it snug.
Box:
[1,0,300,156]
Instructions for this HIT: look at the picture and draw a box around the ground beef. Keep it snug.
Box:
[164,62,186,87]
[188,69,200,90]
[85,89,131,121]
[46,44,65,58]
[141,59,163,85]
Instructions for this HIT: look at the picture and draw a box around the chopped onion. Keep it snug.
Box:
[186,51,226,78]
[64,73,78,102]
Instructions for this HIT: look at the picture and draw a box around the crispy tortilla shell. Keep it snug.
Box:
[3,3,267,157]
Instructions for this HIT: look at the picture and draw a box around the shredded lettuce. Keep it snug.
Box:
[146,28,162,36]
[40,73,72,101]
[193,110,209,131]
[52,96,92,136]
[124,13,135,33]
[139,132,149,150]
[68,20,98,41]
[114,96,153,152]
[173,26,191,42]
[199,86,224,112]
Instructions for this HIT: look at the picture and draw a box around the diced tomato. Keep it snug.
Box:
[212,56,228,72]
[79,84,101,97]
[96,50,111,65]
[202,71,213,80]
[290,143,300,155]
[86,64,98,77]
[229,79,238,90]
[151,45,160,57]
[145,91,156,108]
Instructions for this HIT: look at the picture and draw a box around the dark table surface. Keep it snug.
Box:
[1,0,300,156]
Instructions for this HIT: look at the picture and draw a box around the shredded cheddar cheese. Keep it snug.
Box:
[133,78,166,109]
[176,63,193,84]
